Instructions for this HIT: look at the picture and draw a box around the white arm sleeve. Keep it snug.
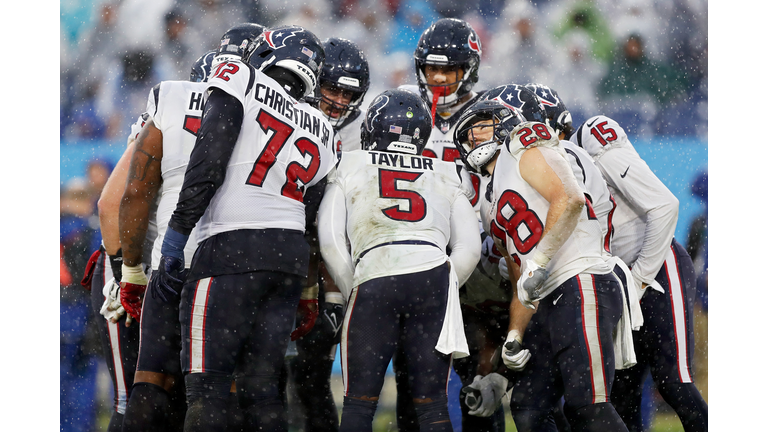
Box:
[598,147,678,285]
[448,194,482,287]
[317,180,355,300]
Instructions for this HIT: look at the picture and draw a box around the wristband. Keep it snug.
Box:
[324,291,345,305]
[122,264,147,285]
[301,283,319,300]
[161,227,189,260]
[108,249,123,281]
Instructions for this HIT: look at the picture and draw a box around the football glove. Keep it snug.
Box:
[320,292,346,345]
[502,330,531,371]
[480,235,503,276]
[463,373,509,417]
[120,264,148,324]
[100,277,126,323]
[498,255,510,281]
[291,284,319,341]
[517,258,548,309]
[80,249,103,291]
[148,255,188,303]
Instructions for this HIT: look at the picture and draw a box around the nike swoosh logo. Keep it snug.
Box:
[586,118,598,128]
[620,166,630,178]
[553,293,564,305]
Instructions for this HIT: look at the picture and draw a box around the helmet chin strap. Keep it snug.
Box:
[430,87,444,127]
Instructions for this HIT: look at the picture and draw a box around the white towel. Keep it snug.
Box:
[435,258,470,359]
[608,256,639,370]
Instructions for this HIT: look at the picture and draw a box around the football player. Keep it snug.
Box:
[454,96,630,432]
[287,36,371,432]
[79,113,149,432]
[308,37,371,154]
[118,23,267,432]
[573,116,708,432]
[151,25,335,432]
[397,18,511,431]
[317,88,481,432]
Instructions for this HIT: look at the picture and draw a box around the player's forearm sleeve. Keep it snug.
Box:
[448,195,482,286]
[317,182,355,299]
[599,148,678,284]
[168,88,244,235]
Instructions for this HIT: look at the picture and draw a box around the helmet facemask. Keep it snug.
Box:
[317,82,365,128]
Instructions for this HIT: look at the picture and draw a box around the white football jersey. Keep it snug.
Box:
[144,80,208,270]
[194,59,336,241]
[482,122,612,299]
[334,112,364,154]
[324,149,476,288]
[574,115,679,286]
[561,140,616,255]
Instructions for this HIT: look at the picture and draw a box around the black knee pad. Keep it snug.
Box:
[185,373,231,404]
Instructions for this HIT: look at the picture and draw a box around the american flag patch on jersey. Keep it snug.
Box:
[389,125,403,134]
[302,47,314,58]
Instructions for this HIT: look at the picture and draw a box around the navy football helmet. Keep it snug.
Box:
[189,50,217,82]
[454,98,526,174]
[524,83,574,137]
[217,22,266,63]
[361,89,432,155]
[479,84,547,124]
[249,25,325,100]
[414,18,482,109]
[306,37,370,130]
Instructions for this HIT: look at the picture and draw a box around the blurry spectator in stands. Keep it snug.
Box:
[275,0,335,40]
[60,178,102,432]
[481,0,559,89]
[598,33,689,107]
[550,0,614,64]
[687,170,708,312]
[386,0,440,56]
[543,29,604,128]
[96,48,164,139]
[155,8,198,80]
[62,0,121,141]
[175,0,253,54]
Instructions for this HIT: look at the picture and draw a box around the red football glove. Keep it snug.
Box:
[290,284,319,341]
[80,249,103,291]
[120,264,148,324]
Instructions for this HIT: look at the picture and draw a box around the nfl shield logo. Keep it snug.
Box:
[440,122,449,133]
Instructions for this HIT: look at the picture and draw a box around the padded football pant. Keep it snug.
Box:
[180,271,303,432]
[612,239,708,432]
[509,273,628,432]
[340,264,453,432]
[88,248,139,431]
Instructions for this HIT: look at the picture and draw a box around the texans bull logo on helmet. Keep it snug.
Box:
[264,29,300,49]
[468,33,482,56]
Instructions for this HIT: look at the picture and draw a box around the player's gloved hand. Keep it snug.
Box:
[291,284,320,341]
[502,329,531,371]
[120,264,148,326]
[149,227,189,302]
[464,373,509,417]
[480,235,503,276]
[321,291,346,345]
[517,251,550,309]
[149,256,188,302]
[100,277,126,323]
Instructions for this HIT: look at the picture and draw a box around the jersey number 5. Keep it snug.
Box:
[246,109,321,202]
[379,169,427,222]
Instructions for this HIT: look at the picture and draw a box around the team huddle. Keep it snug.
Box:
[79,17,707,432]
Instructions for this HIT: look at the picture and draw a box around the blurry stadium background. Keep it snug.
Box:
[60,1,707,431]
